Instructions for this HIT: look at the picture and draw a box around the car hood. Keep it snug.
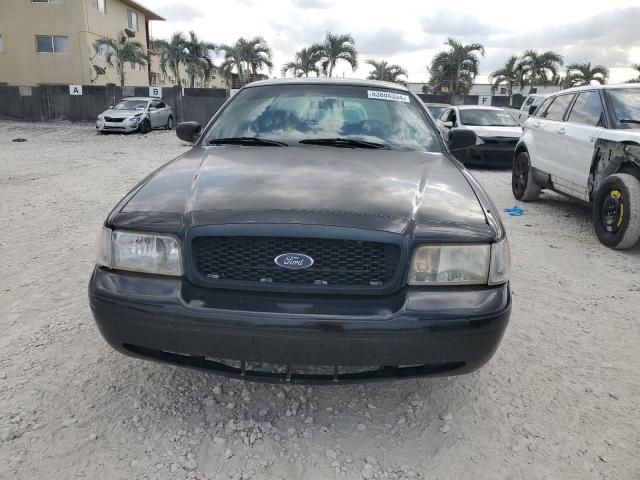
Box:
[112,146,492,240]
[466,125,522,138]
[101,109,143,118]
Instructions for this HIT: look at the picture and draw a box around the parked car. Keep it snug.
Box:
[437,105,523,166]
[424,102,450,119]
[513,84,640,249]
[513,94,549,124]
[96,97,174,134]
[89,78,511,383]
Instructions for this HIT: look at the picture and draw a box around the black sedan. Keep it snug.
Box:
[89,78,511,383]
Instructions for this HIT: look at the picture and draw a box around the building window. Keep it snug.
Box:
[0,35,4,53]
[36,35,69,54]
[127,10,138,32]
[91,0,106,13]
[32,0,64,3]
[96,42,108,57]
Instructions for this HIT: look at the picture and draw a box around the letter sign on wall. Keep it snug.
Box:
[149,86,162,98]
[69,85,83,96]
[478,95,492,106]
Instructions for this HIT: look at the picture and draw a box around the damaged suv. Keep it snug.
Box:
[513,84,640,249]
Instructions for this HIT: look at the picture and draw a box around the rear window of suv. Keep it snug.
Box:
[542,94,575,121]
[607,88,640,129]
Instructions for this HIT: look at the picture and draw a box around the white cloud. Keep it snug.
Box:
[139,0,640,83]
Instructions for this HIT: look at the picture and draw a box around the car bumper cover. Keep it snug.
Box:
[89,267,511,382]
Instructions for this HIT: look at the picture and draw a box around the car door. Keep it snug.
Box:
[156,101,169,125]
[560,90,607,200]
[148,100,163,128]
[532,93,576,186]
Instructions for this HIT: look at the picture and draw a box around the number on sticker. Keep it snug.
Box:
[368,90,410,103]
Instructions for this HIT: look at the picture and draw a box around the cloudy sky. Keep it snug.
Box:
[138,0,640,84]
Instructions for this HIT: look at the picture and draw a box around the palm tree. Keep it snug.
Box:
[319,32,358,77]
[220,37,273,86]
[153,32,188,89]
[93,31,148,87]
[365,59,407,84]
[281,44,324,77]
[429,38,485,97]
[564,61,608,87]
[183,31,216,88]
[626,63,640,83]
[517,50,564,89]
[489,55,520,105]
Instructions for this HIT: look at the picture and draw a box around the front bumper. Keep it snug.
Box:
[96,119,139,132]
[89,267,511,383]
[455,141,517,166]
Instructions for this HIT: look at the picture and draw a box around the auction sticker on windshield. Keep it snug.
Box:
[368,90,410,103]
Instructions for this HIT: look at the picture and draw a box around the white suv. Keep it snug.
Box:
[513,84,640,249]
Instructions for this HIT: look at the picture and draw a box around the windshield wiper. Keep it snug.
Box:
[619,119,640,124]
[299,138,390,149]
[208,137,288,146]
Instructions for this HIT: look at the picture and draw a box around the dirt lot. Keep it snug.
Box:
[0,120,639,480]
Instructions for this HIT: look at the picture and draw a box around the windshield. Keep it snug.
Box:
[113,100,148,111]
[205,84,441,151]
[427,105,447,118]
[608,88,640,129]
[460,109,520,127]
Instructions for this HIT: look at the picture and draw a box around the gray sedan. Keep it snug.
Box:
[96,97,174,134]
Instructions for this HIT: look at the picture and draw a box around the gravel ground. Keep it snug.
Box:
[0,120,639,480]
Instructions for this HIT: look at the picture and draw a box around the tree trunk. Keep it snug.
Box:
[189,74,195,89]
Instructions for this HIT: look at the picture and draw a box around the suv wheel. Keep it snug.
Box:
[593,173,640,249]
[139,119,151,135]
[512,151,541,201]
[166,116,174,130]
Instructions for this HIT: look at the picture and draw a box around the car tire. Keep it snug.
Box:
[166,116,174,130]
[139,119,151,135]
[593,173,640,250]
[512,151,541,201]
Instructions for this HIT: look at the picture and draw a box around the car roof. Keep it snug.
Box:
[244,77,410,92]
[554,83,640,95]
[119,97,155,101]
[456,105,506,111]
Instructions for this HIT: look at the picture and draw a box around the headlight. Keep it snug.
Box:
[95,227,182,276]
[408,239,510,286]
[97,114,104,121]
[128,116,139,123]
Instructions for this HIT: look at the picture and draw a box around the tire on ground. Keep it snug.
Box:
[166,116,174,130]
[139,119,151,134]
[512,151,541,201]
[593,173,640,250]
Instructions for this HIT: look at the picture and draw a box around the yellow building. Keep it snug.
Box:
[0,0,164,86]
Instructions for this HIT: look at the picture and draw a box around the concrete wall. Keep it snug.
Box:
[0,84,229,124]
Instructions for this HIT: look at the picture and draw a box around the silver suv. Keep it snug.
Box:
[513,84,640,249]
[96,97,174,134]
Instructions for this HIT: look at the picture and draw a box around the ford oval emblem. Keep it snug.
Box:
[274,253,314,269]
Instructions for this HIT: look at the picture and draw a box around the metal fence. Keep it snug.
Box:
[0,84,229,126]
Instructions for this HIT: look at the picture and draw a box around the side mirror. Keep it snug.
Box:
[529,105,537,115]
[108,105,113,109]
[448,128,477,151]
[442,121,454,128]
[176,121,202,143]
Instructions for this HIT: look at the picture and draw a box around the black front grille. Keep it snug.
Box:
[481,137,517,145]
[193,236,401,290]
[104,117,125,122]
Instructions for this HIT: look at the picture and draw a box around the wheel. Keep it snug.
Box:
[512,151,541,201]
[139,119,151,135]
[166,116,174,130]
[593,173,640,249]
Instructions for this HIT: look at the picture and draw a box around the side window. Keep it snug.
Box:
[542,94,575,121]
[523,96,535,108]
[567,91,605,127]
[535,97,554,117]
[157,101,166,108]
